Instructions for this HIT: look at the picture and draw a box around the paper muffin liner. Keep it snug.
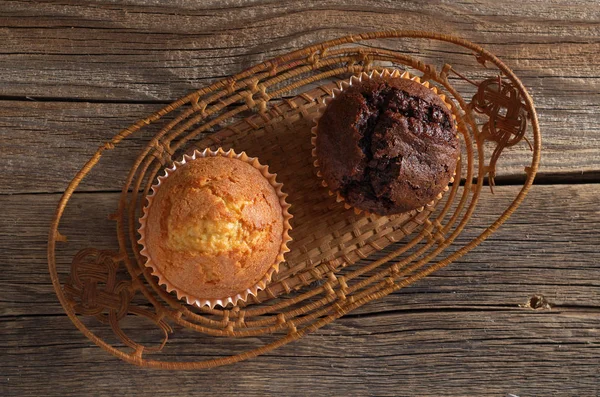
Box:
[138,147,293,309]
[311,69,459,217]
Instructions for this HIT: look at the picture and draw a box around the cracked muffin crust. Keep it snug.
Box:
[141,153,287,306]
[315,75,460,215]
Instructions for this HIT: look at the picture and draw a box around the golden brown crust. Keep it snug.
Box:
[144,156,284,301]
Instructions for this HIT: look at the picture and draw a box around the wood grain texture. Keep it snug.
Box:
[2,184,599,395]
[0,98,598,194]
[2,0,600,102]
[2,184,599,316]
[2,0,599,396]
[1,0,600,194]
[3,310,600,396]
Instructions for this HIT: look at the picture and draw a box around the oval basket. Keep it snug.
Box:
[48,30,541,369]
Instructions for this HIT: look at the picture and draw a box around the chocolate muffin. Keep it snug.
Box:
[314,75,459,215]
[139,149,292,308]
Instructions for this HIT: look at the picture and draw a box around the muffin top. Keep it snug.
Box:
[143,155,285,302]
[315,76,459,215]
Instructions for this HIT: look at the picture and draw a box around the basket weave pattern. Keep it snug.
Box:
[48,31,540,369]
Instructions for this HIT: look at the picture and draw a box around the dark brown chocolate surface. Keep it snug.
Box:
[315,76,460,215]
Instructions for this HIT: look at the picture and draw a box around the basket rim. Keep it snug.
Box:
[47,30,541,369]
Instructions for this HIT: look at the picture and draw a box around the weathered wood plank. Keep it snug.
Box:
[2,1,600,395]
[1,100,598,194]
[0,101,162,194]
[2,309,599,396]
[2,0,600,193]
[2,184,598,318]
[1,0,600,101]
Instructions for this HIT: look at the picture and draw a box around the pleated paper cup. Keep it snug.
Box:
[138,148,292,309]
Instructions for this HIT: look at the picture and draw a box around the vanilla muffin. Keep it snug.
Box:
[139,149,291,308]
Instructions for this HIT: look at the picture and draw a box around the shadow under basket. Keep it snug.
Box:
[48,30,541,369]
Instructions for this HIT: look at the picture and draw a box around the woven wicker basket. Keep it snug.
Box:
[48,30,540,369]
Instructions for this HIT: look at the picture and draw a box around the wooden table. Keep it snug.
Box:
[2,1,599,396]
